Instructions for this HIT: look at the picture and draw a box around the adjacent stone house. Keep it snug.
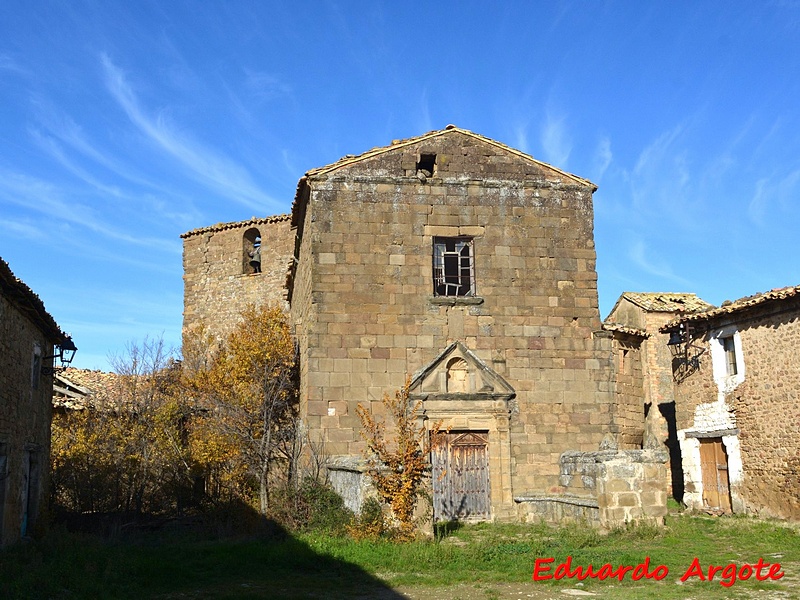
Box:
[0,257,71,546]
[661,285,800,519]
[182,126,668,527]
[604,293,714,498]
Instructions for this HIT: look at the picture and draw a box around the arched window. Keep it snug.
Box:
[243,228,262,274]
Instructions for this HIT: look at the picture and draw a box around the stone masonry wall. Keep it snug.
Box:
[731,310,800,518]
[291,130,615,518]
[0,293,52,546]
[181,216,294,346]
[611,335,645,449]
[642,312,682,408]
[516,449,667,528]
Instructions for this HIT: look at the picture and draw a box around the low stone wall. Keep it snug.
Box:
[514,493,599,524]
[516,449,668,528]
[327,457,370,514]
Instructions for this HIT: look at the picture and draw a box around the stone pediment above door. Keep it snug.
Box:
[408,341,515,402]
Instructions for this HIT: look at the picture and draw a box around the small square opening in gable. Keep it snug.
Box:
[416,153,436,176]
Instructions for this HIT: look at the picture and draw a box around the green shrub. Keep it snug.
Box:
[269,479,353,534]
[347,497,385,541]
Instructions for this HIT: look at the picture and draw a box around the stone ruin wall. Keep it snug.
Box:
[731,309,800,519]
[610,334,646,449]
[516,449,668,528]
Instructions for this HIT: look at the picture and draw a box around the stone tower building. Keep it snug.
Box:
[182,126,667,525]
[181,215,294,345]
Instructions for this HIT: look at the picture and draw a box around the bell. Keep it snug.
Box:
[667,331,683,346]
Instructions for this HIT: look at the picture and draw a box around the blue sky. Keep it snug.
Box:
[2,2,800,371]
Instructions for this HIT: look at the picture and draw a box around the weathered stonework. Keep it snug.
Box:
[516,449,668,528]
[605,293,714,499]
[665,287,800,519]
[601,324,647,450]
[181,215,294,345]
[0,258,68,546]
[287,127,624,522]
[182,126,667,526]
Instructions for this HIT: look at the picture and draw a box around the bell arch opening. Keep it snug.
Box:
[243,228,262,274]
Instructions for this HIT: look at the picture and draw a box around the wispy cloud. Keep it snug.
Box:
[540,111,571,167]
[748,168,800,226]
[415,88,433,135]
[243,69,292,102]
[0,168,176,252]
[100,53,280,211]
[591,136,612,182]
[28,121,204,231]
[513,121,531,155]
[0,53,27,75]
[29,128,126,199]
[629,239,692,286]
[632,125,685,183]
[0,217,48,242]
[623,123,701,229]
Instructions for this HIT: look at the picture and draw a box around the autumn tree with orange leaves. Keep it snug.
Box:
[356,380,442,540]
[185,304,298,515]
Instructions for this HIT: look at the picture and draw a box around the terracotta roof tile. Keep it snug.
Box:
[181,214,290,239]
[663,284,800,330]
[621,292,714,313]
[53,368,121,410]
[601,322,650,338]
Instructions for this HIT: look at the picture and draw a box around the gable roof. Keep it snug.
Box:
[615,292,714,313]
[308,125,595,186]
[181,214,291,240]
[663,284,800,330]
[290,125,597,225]
[0,257,68,343]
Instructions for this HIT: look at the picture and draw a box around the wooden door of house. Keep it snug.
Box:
[432,432,491,522]
[699,438,732,511]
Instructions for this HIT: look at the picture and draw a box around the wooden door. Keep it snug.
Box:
[699,438,732,511]
[432,432,491,521]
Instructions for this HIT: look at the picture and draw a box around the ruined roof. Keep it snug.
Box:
[53,368,121,410]
[290,125,597,225]
[662,284,800,330]
[180,214,291,239]
[305,125,596,187]
[619,292,714,313]
[0,256,68,343]
[601,322,650,338]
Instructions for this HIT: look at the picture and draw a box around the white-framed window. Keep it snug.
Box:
[710,327,745,391]
[433,237,475,297]
[722,335,737,376]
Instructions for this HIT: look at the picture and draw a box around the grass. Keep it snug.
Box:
[0,514,798,599]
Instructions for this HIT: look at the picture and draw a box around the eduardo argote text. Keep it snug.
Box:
[532,556,784,588]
